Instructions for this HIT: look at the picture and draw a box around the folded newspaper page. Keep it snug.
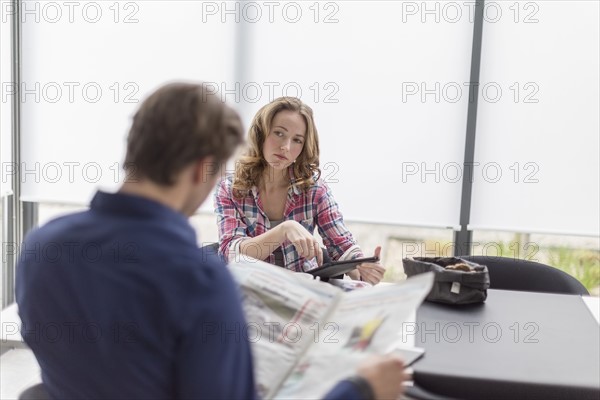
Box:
[228,258,434,399]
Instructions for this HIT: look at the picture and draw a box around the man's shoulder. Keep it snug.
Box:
[170,247,233,287]
[170,250,241,316]
[25,210,91,243]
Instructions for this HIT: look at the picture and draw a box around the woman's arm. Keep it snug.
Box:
[214,177,253,262]
[239,220,322,265]
[215,178,322,264]
[314,180,363,261]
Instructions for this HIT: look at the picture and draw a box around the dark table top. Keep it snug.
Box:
[413,289,600,400]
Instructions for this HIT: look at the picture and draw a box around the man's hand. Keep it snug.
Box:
[357,246,386,285]
[356,354,408,399]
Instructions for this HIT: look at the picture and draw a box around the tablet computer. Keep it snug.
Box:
[307,256,379,279]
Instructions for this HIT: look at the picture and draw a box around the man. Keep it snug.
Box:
[16,83,407,399]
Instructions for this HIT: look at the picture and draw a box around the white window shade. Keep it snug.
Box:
[241,1,474,228]
[470,1,600,236]
[19,1,236,205]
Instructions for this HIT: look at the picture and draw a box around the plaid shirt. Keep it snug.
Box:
[214,171,363,272]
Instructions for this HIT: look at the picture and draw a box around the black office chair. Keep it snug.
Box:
[200,242,222,260]
[459,255,589,295]
[19,383,50,400]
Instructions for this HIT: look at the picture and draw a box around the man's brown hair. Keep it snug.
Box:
[124,82,243,185]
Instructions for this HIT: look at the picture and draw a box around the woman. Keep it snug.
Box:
[214,97,385,285]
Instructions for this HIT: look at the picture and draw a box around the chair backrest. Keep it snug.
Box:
[200,242,219,254]
[19,383,50,400]
[460,256,589,295]
[200,242,224,262]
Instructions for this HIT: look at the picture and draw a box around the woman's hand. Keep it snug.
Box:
[277,221,323,265]
[357,246,386,285]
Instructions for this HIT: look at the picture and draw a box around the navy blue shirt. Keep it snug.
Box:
[16,191,365,400]
[16,191,257,399]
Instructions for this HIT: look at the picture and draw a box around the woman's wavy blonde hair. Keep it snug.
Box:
[232,97,321,197]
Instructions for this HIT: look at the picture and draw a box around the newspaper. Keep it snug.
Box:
[228,258,434,399]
